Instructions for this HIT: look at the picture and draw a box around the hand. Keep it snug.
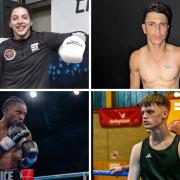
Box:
[110,166,125,174]
[0,123,30,153]
[110,165,129,174]
[58,32,86,64]
[21,140,38,168]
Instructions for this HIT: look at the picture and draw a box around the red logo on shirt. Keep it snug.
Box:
[4,49,16,61]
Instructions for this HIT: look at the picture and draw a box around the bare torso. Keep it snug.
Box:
[0,123,30,169]
[130,44,180,89]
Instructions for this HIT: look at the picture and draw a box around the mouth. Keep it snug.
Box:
[143,121,150,125]
[153,36,163,40]
[16,26,26,32]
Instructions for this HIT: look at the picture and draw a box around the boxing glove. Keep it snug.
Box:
[58,32,86,64]
[21,140,38,168]
[0,123,30,154]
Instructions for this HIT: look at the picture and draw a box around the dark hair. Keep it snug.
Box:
[2,96,26,113]
[8,4,32,21]
[139,93,170,110]
[143,2,172,25]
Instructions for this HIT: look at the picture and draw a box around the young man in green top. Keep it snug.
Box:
[128,94,180,180]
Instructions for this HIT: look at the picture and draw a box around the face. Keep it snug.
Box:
[9,7,33,39]
[142,12,169,45]
[4,103,27,125]
[141,104,168,130]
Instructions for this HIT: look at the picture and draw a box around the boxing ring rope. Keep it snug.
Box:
[35,171,89,180]
[93,170,128,176]
[34,170,128,179]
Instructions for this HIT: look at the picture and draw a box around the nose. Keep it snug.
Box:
[155,24,161,34]
[17,17,23,24]
[18,114,25,122]
[142,112,148,120]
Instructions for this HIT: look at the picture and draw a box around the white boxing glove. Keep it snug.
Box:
[58,32,86,64]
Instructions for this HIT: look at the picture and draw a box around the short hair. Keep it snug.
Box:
[8,4,32,21]
[139,93,170,110]
[142,2,172,25]
[2,96,26,113]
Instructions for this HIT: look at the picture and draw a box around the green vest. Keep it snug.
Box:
[140,135,180,180]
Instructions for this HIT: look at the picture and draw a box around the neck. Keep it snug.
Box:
[14,31,31,40]
[0,118,9,129]
[150,125,171,143]
[147,41,167,60]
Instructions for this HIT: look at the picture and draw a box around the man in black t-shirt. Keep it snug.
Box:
[128,94,180,180]
[0,4,86,89]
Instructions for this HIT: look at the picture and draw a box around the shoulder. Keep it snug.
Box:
[167,43,180,54]
[132,141,143,152]
[178,136,180,158]
[31,31,58,39]
[130,46,146,64]
[0,38,11,47]
[0,38,9,44]
[131,141,143,159]
[167,44,180,65]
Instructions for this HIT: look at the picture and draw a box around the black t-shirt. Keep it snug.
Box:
[0,31,71,89]
[140,135,180,180]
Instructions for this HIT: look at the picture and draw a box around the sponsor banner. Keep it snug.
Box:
[99,106,142,127]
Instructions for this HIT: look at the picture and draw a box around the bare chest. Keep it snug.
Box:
[0,127,22,168]
[139,57,179,83]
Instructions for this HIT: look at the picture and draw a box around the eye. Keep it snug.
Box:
[23,16,28,20]
[160,22,168,28]
[147,110,154,114]
[148,23,155,27]
[16,110,26,116]
[16,110,21,115]
[12,16,18,21]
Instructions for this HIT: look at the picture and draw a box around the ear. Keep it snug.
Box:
[142,24,147,34]
[9,22,12,28]
[30,20,33,27]
[3,106,9,115]
[162,110,169,119]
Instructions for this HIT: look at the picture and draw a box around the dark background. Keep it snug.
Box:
[0,91,89,178]
[92,0,180,88]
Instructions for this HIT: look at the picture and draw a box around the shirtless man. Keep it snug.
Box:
[0,96,38,180]
[130,2,180,89]
[128,94,180,180]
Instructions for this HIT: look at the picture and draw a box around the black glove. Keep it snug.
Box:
[0,123,30,155]
[21,141,38,168]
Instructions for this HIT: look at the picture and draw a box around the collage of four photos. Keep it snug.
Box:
[0,0,179,180]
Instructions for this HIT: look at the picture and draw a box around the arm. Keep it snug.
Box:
[128,142,142,180]
[0,123,30,156]
[58,32,86,63]
[42,31,86,63]
[129,52,141,89]
[111,164,129,174]
[178,142,180,158]
[21,140,38,168]
[168,120,180,135]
